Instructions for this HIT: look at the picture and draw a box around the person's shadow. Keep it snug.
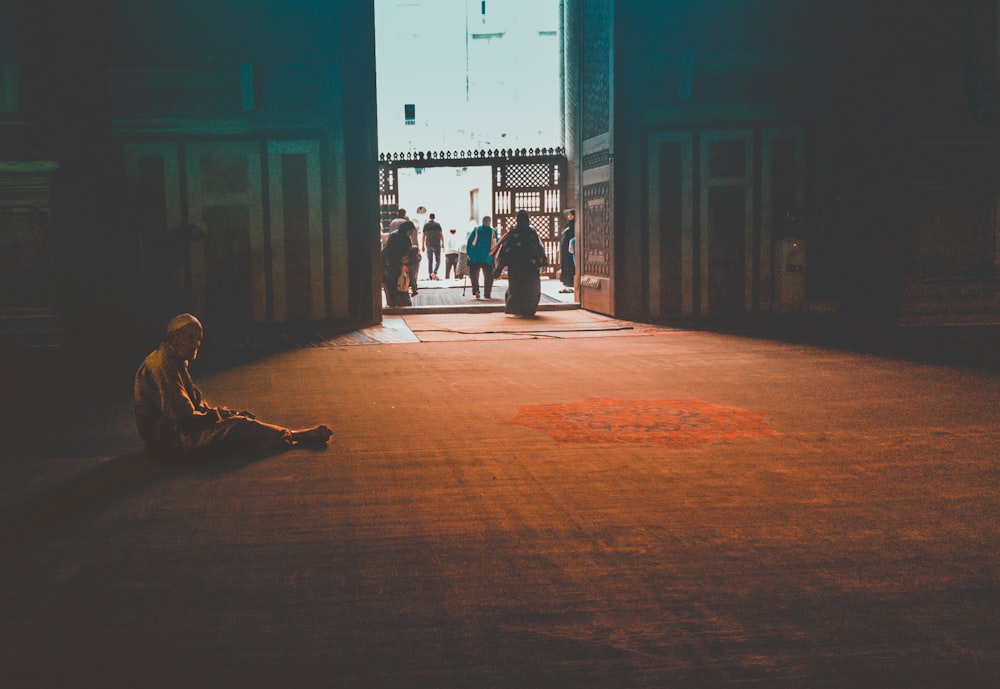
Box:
[2,451,171,553]
[0,444,310,586]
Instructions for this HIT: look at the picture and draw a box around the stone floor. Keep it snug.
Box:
[1,310,998,688]
[383,274,579,314]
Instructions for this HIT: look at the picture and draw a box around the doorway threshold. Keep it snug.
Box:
[384,302,581,316]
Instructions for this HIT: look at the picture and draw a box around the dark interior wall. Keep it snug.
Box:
[610,0,997,321]
[108,0,341,65]
[105,0,380,330]
[8,0,380,364]
[106,0,351,121]
[625,0,838,49]
[826,0,1000,315]
[611,0,841,320]
[14,0,111,161]
[13,1,130,346]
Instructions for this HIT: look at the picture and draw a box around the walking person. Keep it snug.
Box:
[466,215,499,299]
[406,217,422,295]
[421,213,444,280]
[134,314,332,462]
[492,209,548,316]
[382,207,408,249]
[387,207,408,233]
[381,220,416,307]
[559,208,576,293]
[444,227,463,279]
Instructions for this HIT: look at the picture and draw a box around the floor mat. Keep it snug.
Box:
[321,312,683,346]
[403,311,681,342]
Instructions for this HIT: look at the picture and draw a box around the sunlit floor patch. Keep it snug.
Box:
[322,318,419,345]
[507,397,779,447]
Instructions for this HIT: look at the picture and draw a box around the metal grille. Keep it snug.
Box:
[583,182,611,277]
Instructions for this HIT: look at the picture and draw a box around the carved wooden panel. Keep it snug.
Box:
[268,140,324,322]
[186,142,265,325]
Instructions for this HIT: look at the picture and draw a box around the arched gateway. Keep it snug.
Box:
[378,148,569,276]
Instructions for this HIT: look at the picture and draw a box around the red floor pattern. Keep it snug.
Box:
[507,397,779,447]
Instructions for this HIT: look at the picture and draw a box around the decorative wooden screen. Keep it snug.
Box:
[378,163,399,232]
[492,158,566,274]
[378,148,567,275]
[579,0,615,315]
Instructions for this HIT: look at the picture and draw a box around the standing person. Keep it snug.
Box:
[406,217,422,295]
[382,220,415,306]
[383,207,408,248]
[492,209,548,316]
[406,244,422,298]
[466,216,499,299]
[421,213,444,280]
[559,208,576,293]
[444,227,463,279]
[387,207,408,233]
[134,314,332,461]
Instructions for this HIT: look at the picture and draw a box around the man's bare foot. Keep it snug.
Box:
[290,425,333,444]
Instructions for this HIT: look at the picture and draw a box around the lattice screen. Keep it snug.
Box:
[377,164,399,231]
[502,163,554,188]
[493,159,566,276]
[583,182,611,278]
[377,152,567,275]
[582,0,611,140]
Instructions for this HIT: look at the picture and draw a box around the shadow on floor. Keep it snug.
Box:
[662,314,1000,372]
[0,443,319,575]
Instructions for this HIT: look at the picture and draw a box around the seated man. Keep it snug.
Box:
[134,313,332,460]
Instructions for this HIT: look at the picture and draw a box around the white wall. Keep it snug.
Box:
[375,0,561,154]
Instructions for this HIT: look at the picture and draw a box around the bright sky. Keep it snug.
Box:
[375,0,561,154]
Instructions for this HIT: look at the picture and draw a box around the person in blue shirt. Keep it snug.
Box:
[466,216,499,299]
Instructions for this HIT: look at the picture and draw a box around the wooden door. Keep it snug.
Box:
[578,0,614,315]
[699,130,754,315]
[185,142,265,325]
[267,140,324,322]
[123,143,185,320]
[646,132,695,318]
